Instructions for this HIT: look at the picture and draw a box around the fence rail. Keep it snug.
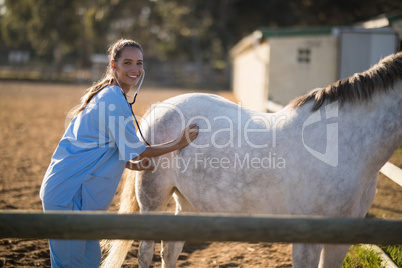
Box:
[1,210,401,244]
[380,161,402,187]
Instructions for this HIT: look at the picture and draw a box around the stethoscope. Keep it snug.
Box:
[112,68,151,146]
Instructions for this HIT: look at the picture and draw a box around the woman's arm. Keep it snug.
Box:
[140,123,199,158]
[126,124,199,170]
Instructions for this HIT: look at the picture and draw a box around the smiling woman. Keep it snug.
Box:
[75,39,144,115]
[110,46,144,93]
[38,38,199,267]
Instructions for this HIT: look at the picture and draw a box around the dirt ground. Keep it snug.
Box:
[0,81,401,267]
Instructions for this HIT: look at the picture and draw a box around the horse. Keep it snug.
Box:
[102,51,402,268]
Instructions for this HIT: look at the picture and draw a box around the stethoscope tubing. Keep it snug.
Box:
[113,69,151,146]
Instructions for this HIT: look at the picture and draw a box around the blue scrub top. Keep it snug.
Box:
[40,85,146,210]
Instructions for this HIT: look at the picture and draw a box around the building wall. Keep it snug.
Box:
[339,30,398,79]
[267,35,338,106]
[392,20,402,40]
[232,42,270,111]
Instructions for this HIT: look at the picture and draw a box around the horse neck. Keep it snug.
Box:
[341,81,402,170]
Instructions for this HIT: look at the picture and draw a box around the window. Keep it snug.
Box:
[298,48,311,63]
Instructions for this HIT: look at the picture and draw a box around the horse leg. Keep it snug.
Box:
[160,190,196,268]
[138,240,155,268]
[136,172,174,268]
[160,241,185,268]
[318,244,350,268]
[292,243,322,268]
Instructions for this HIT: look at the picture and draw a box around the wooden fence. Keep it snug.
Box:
[0,152,401,246]
[0,211,402,244]
[380,161,402,187]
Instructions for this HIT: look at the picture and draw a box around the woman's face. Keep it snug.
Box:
[113,46,144,93]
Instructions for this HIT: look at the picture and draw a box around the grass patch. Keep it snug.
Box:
[380,245,402,267]
[343,245,384,268]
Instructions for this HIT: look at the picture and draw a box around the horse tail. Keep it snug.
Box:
[101,170,139,268]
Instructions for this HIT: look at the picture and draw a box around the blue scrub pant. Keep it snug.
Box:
[42,189,101,268]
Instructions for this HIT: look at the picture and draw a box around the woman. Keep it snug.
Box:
[39,39,199,267]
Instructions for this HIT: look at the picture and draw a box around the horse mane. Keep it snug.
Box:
[290,51,402,111]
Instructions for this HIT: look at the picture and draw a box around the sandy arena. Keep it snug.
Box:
[0,81,401,267]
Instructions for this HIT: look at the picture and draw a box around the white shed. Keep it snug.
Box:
[230,14,401,111]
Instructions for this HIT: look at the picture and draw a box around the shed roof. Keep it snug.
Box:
[258,27,333,38]
[388,12,402,23]
[230,26,333,57]
[230,11,402,57]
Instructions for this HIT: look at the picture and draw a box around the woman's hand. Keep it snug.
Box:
[176,124,199,149]
[125,158,154,171]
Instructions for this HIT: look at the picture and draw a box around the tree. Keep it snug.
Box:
[1,0,400,84]
[2,0,84,69]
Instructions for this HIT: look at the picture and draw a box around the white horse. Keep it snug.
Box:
[102,52,402,267]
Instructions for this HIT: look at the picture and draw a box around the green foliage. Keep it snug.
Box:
[1,0,401,75]
[1,0,83,68]
[1,0,32,47]
[380,245,402,267]
[343,245,384,268]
